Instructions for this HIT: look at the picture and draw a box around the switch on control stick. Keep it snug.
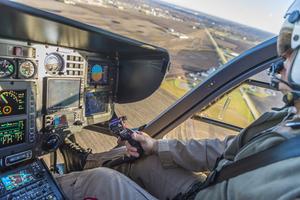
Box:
[109,116,144,157]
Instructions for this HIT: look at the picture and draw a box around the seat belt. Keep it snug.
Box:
[205,134,300,187]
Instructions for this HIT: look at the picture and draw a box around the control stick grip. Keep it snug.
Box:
[109,117,144,157]
[128,136,144,156]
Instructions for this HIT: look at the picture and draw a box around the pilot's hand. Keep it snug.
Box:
[117,137,126,146]
[125,131,157,157]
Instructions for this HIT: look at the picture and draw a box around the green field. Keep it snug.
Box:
[161,78,190,99]
[201,86,255,128]
[161,78,255,128]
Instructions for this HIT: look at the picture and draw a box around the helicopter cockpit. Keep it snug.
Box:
[0,1,169,199]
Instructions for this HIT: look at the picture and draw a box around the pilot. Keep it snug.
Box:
[56,1,300,199]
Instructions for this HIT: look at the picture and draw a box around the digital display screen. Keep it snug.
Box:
[47,79,81,111]
[0,120,26,148]
[85,91,109,116]
[0,90,26,117]
[1,169,35,191]
[88,62,109,85]
[52,114,68,128]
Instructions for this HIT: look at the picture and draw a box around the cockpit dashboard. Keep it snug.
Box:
[0,0,169,198]
[0,39,116,166]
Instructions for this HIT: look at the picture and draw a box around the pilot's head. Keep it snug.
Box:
[273,0,300,102]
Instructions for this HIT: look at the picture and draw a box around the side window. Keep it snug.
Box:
[164,118,239,140]
[198,84,284,129]
[164,70,285,140]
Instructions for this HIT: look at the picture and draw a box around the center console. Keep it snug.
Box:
[0,159,64,200]
[0,81,36,167]
[0,79,65,199]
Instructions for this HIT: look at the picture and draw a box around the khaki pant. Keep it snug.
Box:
[56,154,206,200]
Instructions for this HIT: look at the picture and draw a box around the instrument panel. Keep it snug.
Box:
[0,39,117,168]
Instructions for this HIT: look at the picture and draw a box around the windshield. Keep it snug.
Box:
[15,0,293,128]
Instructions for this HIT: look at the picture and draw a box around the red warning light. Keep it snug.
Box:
[13,47,23,56]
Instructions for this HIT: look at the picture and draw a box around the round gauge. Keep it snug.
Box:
[0,59,15,78]
[0,90,26,117]
[19,60,36,78]
[44,53,64,72]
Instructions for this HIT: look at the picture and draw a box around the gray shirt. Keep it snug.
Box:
[155,108,300,199]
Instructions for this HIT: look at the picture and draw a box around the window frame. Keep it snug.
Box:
[143,37,281,139]
[192,77,283,132]
[192,115,243,132]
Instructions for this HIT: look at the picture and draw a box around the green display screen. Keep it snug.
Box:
[0,120,26,148]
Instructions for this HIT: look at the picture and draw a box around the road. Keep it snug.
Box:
[204,28,228,65]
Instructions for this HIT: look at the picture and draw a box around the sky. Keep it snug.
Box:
[162,0,294,33]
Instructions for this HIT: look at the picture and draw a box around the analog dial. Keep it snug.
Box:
[0,59,15,78]
[44,53,64,72]
[19,60,36,78]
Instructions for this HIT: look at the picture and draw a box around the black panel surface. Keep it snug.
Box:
[117,58,168,103]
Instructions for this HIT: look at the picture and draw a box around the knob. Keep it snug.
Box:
[34,172,44,179]
[44,134,60,150]
[6,194,13,200]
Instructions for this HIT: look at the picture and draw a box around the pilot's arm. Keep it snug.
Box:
[126,132,235,172]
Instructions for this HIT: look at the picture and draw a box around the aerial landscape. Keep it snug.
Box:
[15,0,278,152]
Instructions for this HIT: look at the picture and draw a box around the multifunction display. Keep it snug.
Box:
[1,169,35,191]
[0,160,65,199]
[88,63,108,85]
[47,79,81,111]
[0,120,26,148]
[85,91,109,116]
[0,90,26,117]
